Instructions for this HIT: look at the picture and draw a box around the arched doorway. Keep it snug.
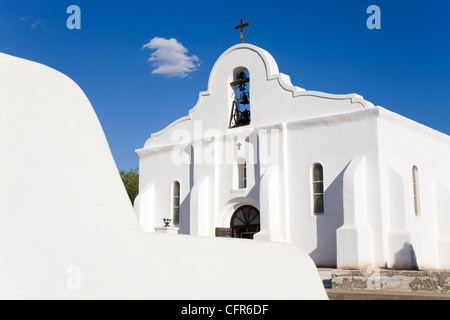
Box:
[231,206,260,239]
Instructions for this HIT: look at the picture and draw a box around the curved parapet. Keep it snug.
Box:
[140,43,375,150]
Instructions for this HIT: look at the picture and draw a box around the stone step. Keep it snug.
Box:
[331,269,450,293]
[327,289,450,300]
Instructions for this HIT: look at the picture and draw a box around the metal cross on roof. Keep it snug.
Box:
[235,18,249,43]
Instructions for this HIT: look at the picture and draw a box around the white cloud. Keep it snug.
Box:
[20,16,45,29]
[142,37,200,78]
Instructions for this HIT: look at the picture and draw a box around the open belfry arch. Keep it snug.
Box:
[135,20,450,271]
[229,68,251,128]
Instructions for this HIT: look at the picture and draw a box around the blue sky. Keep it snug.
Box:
[1,0,449,171]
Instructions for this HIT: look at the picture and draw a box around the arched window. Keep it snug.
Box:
[412,166,420,217]
[229,68,250,128]
[312,164,324,215]
[238,161,247,189]
[171,181,180,225]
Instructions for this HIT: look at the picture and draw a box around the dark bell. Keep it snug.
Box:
[236,72,247,81]
[240,93,249,105]
[240,109,251,125]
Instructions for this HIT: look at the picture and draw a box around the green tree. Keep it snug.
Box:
[120,168,139,205]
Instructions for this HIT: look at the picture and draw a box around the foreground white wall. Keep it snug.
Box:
[0,52,326,299]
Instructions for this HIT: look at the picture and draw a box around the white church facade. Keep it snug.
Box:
[135,43,450,271]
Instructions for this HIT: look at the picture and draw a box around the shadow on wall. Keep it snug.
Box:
[178,144,194,235]
[392,242,418,270]
[309,164,347,268]
[247,134,260,202]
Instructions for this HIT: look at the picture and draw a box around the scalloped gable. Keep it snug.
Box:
[141,43,375,149]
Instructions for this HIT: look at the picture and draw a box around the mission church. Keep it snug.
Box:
[135,21,450,270]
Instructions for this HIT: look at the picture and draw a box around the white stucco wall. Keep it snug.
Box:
[0,52,327,299]
[286,109,380,268]
[376,108,450,270]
